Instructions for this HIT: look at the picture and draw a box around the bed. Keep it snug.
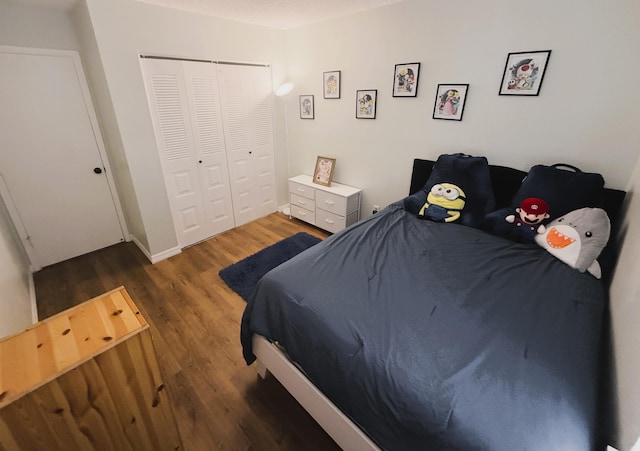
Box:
[240,157,625,450]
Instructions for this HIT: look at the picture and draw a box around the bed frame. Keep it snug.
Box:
[252,335,380,450]
[250,158,626,449]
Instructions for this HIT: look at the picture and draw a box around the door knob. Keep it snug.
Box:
[93,167,103,174]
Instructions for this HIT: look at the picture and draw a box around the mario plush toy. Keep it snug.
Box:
[505,197,550,243]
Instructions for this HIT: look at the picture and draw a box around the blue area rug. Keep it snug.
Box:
[218,232,322,302]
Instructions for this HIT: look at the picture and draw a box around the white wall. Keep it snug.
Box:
[0,196,33,338]
[610,155,640,450]
[0,2,80,50]
[283,0,640,217]
[72,1,148,251]
[0,2,80,337]
[81,0,287,257]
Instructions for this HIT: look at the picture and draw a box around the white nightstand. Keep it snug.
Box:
[288,175,362,233]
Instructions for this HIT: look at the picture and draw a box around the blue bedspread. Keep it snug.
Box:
[241,204,605,450]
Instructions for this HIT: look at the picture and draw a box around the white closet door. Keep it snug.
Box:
[217,64,277,226]
[182,62,235,237]
[141,58,237,248]
[0,48,125,269]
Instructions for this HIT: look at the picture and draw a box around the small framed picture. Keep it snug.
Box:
[313,156,336,187]
[299,95,314,119]
[432,84,469,121]
[356,89,377,119]
[499,50,551,96]
[323,71,341,99]
[392,62,420,97]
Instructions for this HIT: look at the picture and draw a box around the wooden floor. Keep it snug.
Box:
[34,213,339,451]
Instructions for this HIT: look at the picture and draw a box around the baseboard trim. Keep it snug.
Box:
[130,234,181,264]
[150,245,181,264]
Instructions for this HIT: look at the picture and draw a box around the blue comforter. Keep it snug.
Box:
[241,204,604,450]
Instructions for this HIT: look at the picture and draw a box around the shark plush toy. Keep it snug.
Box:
[535,207,611,279]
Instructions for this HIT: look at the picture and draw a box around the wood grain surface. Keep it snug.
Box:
[0,288,182,450]
[32,213,337,451]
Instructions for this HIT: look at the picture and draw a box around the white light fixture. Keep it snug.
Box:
[275,81,294,96]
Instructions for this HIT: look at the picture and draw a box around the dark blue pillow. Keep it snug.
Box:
[404,153,495,228]
[484,163,605,243]
[511,164,605,219]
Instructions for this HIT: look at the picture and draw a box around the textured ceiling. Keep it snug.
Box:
[0,0,406,29]
[0,0,78,9]
[137,0,407,29]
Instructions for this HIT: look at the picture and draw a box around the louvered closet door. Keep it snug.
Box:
[182,61,235,237]
[217,64,277,226]
[141,58,234,247]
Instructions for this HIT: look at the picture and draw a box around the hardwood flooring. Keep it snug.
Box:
[33,213,339,451]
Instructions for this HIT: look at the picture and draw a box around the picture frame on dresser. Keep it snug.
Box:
[313,156,336,186]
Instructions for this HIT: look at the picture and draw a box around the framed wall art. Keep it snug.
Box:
[432,84,469,121]
[499,50,551,96]
[299,95,314,119]
[356,89,377,119]
[313,156,336,186]
[392,62,420,97]
[323,71,341,99]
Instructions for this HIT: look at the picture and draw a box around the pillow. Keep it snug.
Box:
[535,207,611,279]
[404,153,495,227]
[484,163,605,242]
[511,163,605,219]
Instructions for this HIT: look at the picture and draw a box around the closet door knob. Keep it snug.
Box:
[93,167,103,174]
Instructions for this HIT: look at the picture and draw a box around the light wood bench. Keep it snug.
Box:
[0,287,182,450]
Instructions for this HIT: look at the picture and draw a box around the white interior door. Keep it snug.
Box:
[217,64,277,226]
[182,61,235,237]
[140,58,235,248]
[0,48,126,269]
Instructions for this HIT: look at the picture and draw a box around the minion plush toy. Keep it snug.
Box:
[418,183,466,222]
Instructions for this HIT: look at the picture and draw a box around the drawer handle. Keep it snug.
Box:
[299,199,306,204]
[324,218,334,224]
[297,188,306,193]
[299,211,307,216]
[324,200,335,205]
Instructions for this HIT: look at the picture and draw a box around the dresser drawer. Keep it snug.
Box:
[316,209,346,234]
[290,193,315,211]
[291,204,315,225]
[289,181,315,200]
[316,190,347,215]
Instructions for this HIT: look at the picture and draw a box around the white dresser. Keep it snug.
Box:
[288,175,362,233]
